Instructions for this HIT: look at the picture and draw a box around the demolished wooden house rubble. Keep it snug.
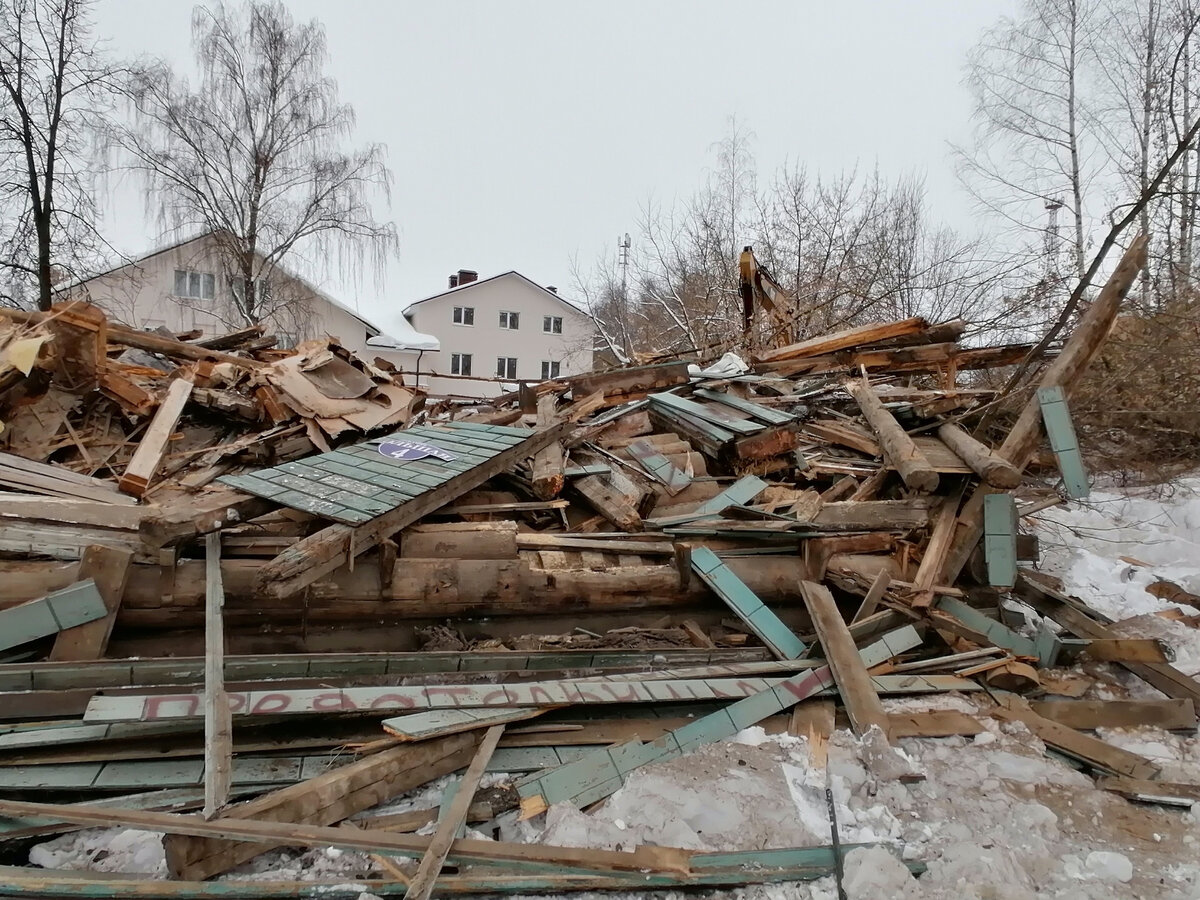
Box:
[0,235,1196,896]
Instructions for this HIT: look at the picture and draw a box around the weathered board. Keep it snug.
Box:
[219,423,532,525]
[86,672,979,723]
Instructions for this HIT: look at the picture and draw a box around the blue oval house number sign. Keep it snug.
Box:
[378,439,457,463]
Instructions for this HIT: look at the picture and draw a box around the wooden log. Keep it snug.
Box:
[568,361,691,404]
[48,546,132,661]
[406,726,506,900]
[843,380,938,492]
[939,236,1148,585]
[118,377,194,497]
[800,581,890,740]
[936,423,1022,489]
[164,733,483,880]
[401,522,519,559]
[755,317,928,364]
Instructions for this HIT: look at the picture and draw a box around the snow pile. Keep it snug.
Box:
[28,828,166,876]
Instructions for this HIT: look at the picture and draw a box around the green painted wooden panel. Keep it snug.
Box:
[983,493,1018,588]
[1037,386,1089,499]
[648,392,763,434]
[692,388,797,426]
[691,476,769,515]
[625,439,691,491]
[217,423,522,525]
[0,581,106,652]
[518,626,922,807]
[937,596,1061,667]
[691,547,806,659]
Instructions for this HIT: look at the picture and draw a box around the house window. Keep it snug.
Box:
[499,310,519,330]
[496,357,517,379]
[543,315,563,334]
[173,269,215,301]
[451,353,472,376]
[453,306,474,326]
[541,360,561,380]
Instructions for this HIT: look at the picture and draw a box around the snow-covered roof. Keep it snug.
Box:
[402,271,588,317]
[367,315,440,352]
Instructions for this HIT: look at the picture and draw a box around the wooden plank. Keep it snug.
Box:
[648,393,762,434]
[1037,385,1089,499]
[691,547,806,659]
[203,533,231,819]
[911,495,961,609]
[1096,776,1200,806]
[164,733,483,880]
[573,475,642,532]
[0,797,693,877]
[255,422,570,599]
[800,581,889,740]
[0,581,107,652]
[844,379,938,492]
[1083,638,1170,663]
[48,547,132,661]
[518,627,922,810]
[384,709,541,741]
[989,695,1159,779]
[405,725,506,900]
[887,710,983,737]
[850,570,889,624]
[530,394,565,500]
[118,377,194,497]
[568,361,691,403]
[1031,699,1195,731]
[982,494,1018,589]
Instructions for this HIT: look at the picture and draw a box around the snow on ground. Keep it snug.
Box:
[24,478,1200,898]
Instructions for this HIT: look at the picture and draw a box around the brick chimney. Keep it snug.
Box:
[457,269,478,285]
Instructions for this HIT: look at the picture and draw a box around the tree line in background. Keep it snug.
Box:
[580,0,1200,368]
[0,0,395,325]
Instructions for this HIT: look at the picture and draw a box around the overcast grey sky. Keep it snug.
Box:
[95,0,1015,334]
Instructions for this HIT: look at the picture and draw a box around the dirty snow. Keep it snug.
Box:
[25,478,1200,899]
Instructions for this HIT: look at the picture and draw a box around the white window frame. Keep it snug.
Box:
[496,356,517,379]
[541,360,561,380]
[499,310,520,330]
[173,269,216,301]
[543,315,563,334]
[451,353,472,376]
[453,306,475,326]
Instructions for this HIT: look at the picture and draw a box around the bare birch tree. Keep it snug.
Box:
[0,0,118,310]
[120,0,397,329]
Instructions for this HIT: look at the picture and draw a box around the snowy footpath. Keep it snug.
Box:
[25,478,1200,900]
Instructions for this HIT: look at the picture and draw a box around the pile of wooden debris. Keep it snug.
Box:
[0,236,1196,897]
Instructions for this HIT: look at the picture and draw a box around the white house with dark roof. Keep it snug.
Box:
[400,268,594,398]
[57,231,439,370]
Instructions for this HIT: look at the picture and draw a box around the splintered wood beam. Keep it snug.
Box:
[800,581,890,740]
[530,394,565,500]
[118,377,194,497]
[203,533,231,819]
[48,545,132,661]
[405,725,505,900]
[911,495,962,609]
[939,235,1147,586]
[755,317,929,364]
[572,475,642,532]
[256,422,570,600]
[164,732,483,881]
[936,423,1022,489]
[843,380,938,492]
